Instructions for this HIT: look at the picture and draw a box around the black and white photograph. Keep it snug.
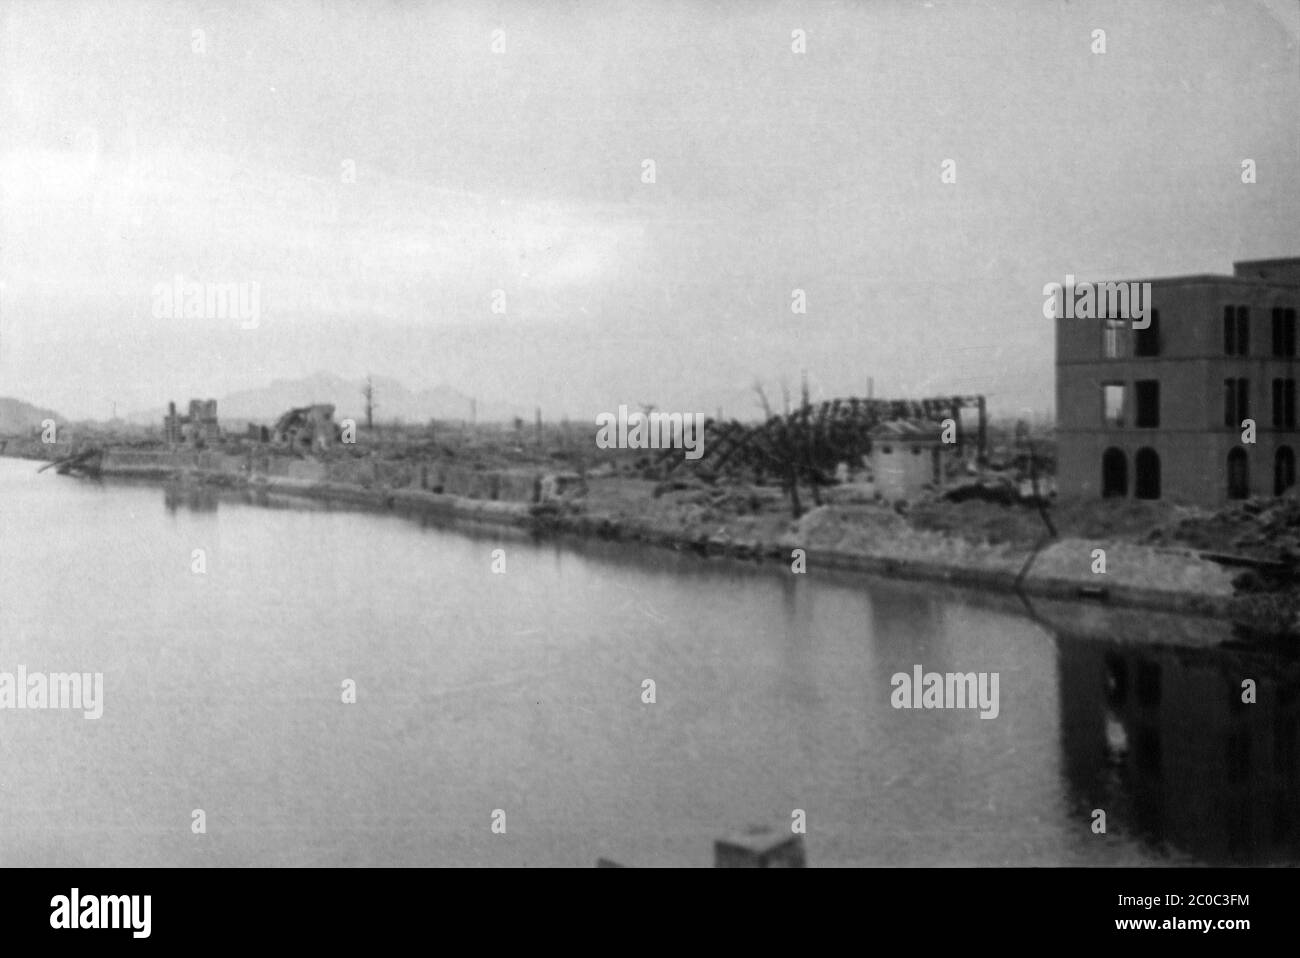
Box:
[0,0,1297,940]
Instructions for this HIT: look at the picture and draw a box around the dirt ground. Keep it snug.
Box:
[580,474,1300,597]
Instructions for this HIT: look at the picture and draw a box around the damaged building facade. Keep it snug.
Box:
[273,404,339,452]
[1056,257,1300,505]
[164,399,220,446]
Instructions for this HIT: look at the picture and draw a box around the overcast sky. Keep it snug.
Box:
[2,0,1298,422]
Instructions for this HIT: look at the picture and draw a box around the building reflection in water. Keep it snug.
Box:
[1057,627,1300,864]
[163,484,219,514]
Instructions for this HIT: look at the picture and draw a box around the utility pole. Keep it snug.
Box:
[362,376,375,430]
[800,368,821,506]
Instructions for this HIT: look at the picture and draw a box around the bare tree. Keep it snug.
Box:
[752,380,773,419]
[754,378,803,518]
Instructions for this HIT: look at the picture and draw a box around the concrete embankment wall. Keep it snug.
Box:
[91,450,1255,622]
[99,449,545,503]
[101,449,244,477]
[266,479,1254,620]
[248,478,532,527]
[798,539,1237,619]
[764,505,1240,617]
[537,505,1244,621]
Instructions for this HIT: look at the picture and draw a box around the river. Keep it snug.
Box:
[1,456,1296,866]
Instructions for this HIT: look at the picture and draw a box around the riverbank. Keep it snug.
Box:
[16,446,1291,633]
[544,485,1248,623]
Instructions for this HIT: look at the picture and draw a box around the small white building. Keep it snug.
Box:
[867,419,949,501]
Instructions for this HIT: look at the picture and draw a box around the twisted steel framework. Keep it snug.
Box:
[657,395,988,485]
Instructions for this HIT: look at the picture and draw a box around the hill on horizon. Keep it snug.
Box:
[0,397,66,435]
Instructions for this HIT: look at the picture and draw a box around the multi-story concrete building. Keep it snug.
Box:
[1056,258,1300,505]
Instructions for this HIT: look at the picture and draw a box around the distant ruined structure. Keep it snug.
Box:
[273,404,338,453]
[656,393,987,518]
[659,395,986,479]
[164,399,219,446]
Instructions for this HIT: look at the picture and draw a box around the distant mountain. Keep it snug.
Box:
[125,373,527,426]
[0,397,65,435]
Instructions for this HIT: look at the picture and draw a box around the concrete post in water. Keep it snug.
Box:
[714,824,806,867]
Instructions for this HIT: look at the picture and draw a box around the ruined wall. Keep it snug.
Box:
[414,463,540,502]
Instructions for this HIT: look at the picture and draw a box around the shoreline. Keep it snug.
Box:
[18,451,1280,632]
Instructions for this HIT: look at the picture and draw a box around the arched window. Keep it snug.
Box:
[1134,447,1161,500]
[1275,446,1296,496]
[1102,447,1127,498]
[1227,447,1250,500]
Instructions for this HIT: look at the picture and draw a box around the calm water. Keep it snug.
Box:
[1,455,1296,867]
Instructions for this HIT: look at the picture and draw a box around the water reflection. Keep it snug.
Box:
[12,459,1297,866]
[1057,628,1300,865]
[156,475,1300,865]
[163,483,218,513]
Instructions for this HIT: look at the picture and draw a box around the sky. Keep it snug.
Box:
[1,0,1298,422]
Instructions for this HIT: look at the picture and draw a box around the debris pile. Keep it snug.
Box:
[1155,493,1300,565]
